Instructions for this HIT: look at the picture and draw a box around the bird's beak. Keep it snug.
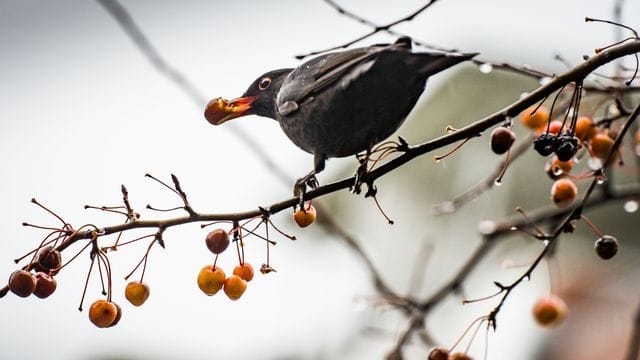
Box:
[204,96,257,125]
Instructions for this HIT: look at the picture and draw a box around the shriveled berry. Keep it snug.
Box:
[8,270,36,297]
[534,133,557,156]
[590,132,614,159]
[205,229,230,254]
[533,294,567,327]
[223,275,247,300]
[233,263,254,282]
[294,204,316,228]
[88,299,119,328]
[551,178,578,208]
[33,272,57,299]
[595,235,618,260]
[427,347,449,360]
[575,116,596,141]
[490,127,516,154]
[197,265,226,296]
[554,132,579,162]
[125,281,150,306]
[521,106,549,130]
[35,246,62,275]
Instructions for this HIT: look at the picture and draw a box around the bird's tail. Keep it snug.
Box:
[415,52,478,77]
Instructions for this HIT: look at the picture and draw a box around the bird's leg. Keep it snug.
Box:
[352,148,372,194]
[294,154,325,209]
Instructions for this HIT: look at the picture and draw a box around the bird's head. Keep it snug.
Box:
[204,68,292,125]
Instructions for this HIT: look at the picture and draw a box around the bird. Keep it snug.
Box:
[204,37,476,193]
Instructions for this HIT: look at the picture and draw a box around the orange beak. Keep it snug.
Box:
[204,96,257,125]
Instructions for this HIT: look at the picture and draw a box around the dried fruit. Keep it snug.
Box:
[551,178,578,208]
[125,281,150,306]
[223,275,247,300]
[88,299,119,328]
[534,133,557,156]
[595,235,618,260]
[554,132,579,162]
[205,229,230,254]
[197,265,226,296]
[8,270,36,298]
[294,204,316,228]
[33,272,57,299]
[490,127,516,154]
[233,263,254,282]
[533,294,567,327]
[35,246,62,275]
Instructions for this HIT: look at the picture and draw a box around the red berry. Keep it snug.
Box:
[35,246,62,275]
[33,272,57,299]
[8,270,36,298]
[125,281,150,306]
[533,294,567,327]
[205,229,230,254]
[88,299,119,328]
[223,275,247,300]
[294,205,316,228]
[551,178,578,208]
[233,263,254,282]
[197,265,226,296]
[427,347,449,360]
[490,127,515,154]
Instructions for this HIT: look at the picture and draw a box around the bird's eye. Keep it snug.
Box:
[258,77,272,90]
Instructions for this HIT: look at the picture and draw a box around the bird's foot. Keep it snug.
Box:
[294,174,319,209]
[352,161,368,195]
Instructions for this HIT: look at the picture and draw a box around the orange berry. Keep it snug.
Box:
[427,347,449,360]
[33,272,57,299]
[8,270,36,298]
[294,204,316,228]
[545,156,573,179]
[108,303,122,328]
[197,265,226,296]
[590,132,614,159]
[551,178,578,208]
[223,275,247,300]
[533,294,567,327]
[233,263,254,282]
[575,116,596,141]
[125,281,150,306]
[88,299,119,328]
[205,229,230,254]
[521,106,549,130]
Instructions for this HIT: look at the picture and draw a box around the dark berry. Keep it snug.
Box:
[428,348,449,360]
[595,235,618,260]
[490,127,516,154]
[205,229,230,254]
[8,270,36,297]
[33,272,57,298]
[35,246,62,275]
[554,132,579,162]
[534,133,557,156]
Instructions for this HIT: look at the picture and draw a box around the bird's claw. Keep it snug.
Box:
[352,162,368,194]
[294,174,319,209]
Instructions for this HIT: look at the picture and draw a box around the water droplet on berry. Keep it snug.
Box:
[588,157,603,170]
[478,63,493,74]
[624,200,638,213]
[478,220,496,234]
[552,166,564,176]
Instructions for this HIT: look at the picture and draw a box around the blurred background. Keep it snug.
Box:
[1,1,639,359]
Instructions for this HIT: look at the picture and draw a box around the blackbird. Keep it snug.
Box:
[205,37,475,191]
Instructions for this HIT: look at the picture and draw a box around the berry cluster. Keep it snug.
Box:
[7,246,61,299]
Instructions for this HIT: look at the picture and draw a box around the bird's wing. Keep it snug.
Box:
[277,44,402,115]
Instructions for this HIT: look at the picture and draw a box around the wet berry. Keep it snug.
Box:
[545,156,573,179]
